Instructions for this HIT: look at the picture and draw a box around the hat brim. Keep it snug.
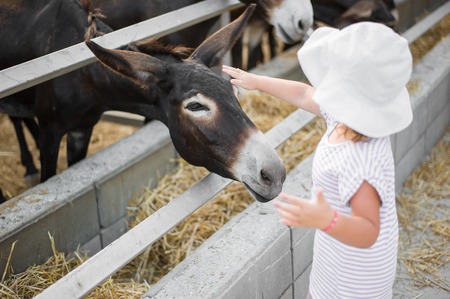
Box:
[313,71,413,138]
[297,27,339,87]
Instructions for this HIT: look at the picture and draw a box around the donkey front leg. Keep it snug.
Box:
[9,116,39,180]
[23,117,40,148]
[66,127,94,166]
[38,126,64,182]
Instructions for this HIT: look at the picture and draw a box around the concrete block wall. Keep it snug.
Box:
[0,121,178,274]
[393,33,450,190]
[143,34,449,299]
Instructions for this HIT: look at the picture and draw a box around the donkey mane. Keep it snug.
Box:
[80,0,106,40]
[134,38,194,60]
[80,0,192,59]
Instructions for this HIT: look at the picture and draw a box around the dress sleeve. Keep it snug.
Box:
[337,144,386,206]
[319,107,335,129]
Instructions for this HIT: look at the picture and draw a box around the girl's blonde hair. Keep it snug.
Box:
[341,125,368,142]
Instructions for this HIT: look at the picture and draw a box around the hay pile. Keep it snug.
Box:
[396,129,450,292]
[409,13,450,65]
[0,235,148,298]
[1,14,449,299]
[0,115,137,199]
[0,115,29,198]
[407,12,450,95]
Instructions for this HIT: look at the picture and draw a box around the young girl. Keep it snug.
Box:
[223,22,413,299]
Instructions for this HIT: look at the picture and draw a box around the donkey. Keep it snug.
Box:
[92,0,314,45]
[311,0,398,30]
[91,0,314,69]
[0,0,309,191]
[0,0,112,186]
[0,0,301,184]
[0,2,286,202]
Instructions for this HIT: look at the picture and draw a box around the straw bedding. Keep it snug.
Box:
[0,116,137,199]
[396,129,450,292]
[0,14,449,298]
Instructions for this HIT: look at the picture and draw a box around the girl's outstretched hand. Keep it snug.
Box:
[222,65,260,90]
[274,190,335,229]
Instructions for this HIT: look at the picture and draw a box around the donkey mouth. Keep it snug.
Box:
[243,182,274,203]
[276,25,297,44]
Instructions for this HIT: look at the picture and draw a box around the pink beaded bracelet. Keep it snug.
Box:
[322,210,339,232]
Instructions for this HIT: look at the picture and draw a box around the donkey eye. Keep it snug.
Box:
[186,101,209,112]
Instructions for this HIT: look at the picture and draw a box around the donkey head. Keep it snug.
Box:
[240,0,314,43]
[86,5,286,202]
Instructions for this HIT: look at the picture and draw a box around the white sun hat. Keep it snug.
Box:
[297,22,413,138]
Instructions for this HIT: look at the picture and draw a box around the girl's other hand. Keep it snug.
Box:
[274,190,335,229]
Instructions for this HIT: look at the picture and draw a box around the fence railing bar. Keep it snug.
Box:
[0,0,243,99]
[401,1,450,44]
[33,107,315,299]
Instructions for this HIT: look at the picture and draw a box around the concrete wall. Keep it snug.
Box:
[143,34,450,299]
[0,121,178,275]
[393,35,450,190]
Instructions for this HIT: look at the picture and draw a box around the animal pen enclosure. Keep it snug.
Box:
[1,0,449,298]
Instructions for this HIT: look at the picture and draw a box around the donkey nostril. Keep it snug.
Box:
[260,169,272,183]
[298,20,304,31]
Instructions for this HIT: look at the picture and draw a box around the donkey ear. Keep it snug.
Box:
[189,4,255,67]
[85,40,167,88]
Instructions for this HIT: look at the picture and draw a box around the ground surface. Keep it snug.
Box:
[393,129,449,298]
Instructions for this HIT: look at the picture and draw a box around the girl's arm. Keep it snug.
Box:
[222,65,321,117]
[274,181,381,248]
